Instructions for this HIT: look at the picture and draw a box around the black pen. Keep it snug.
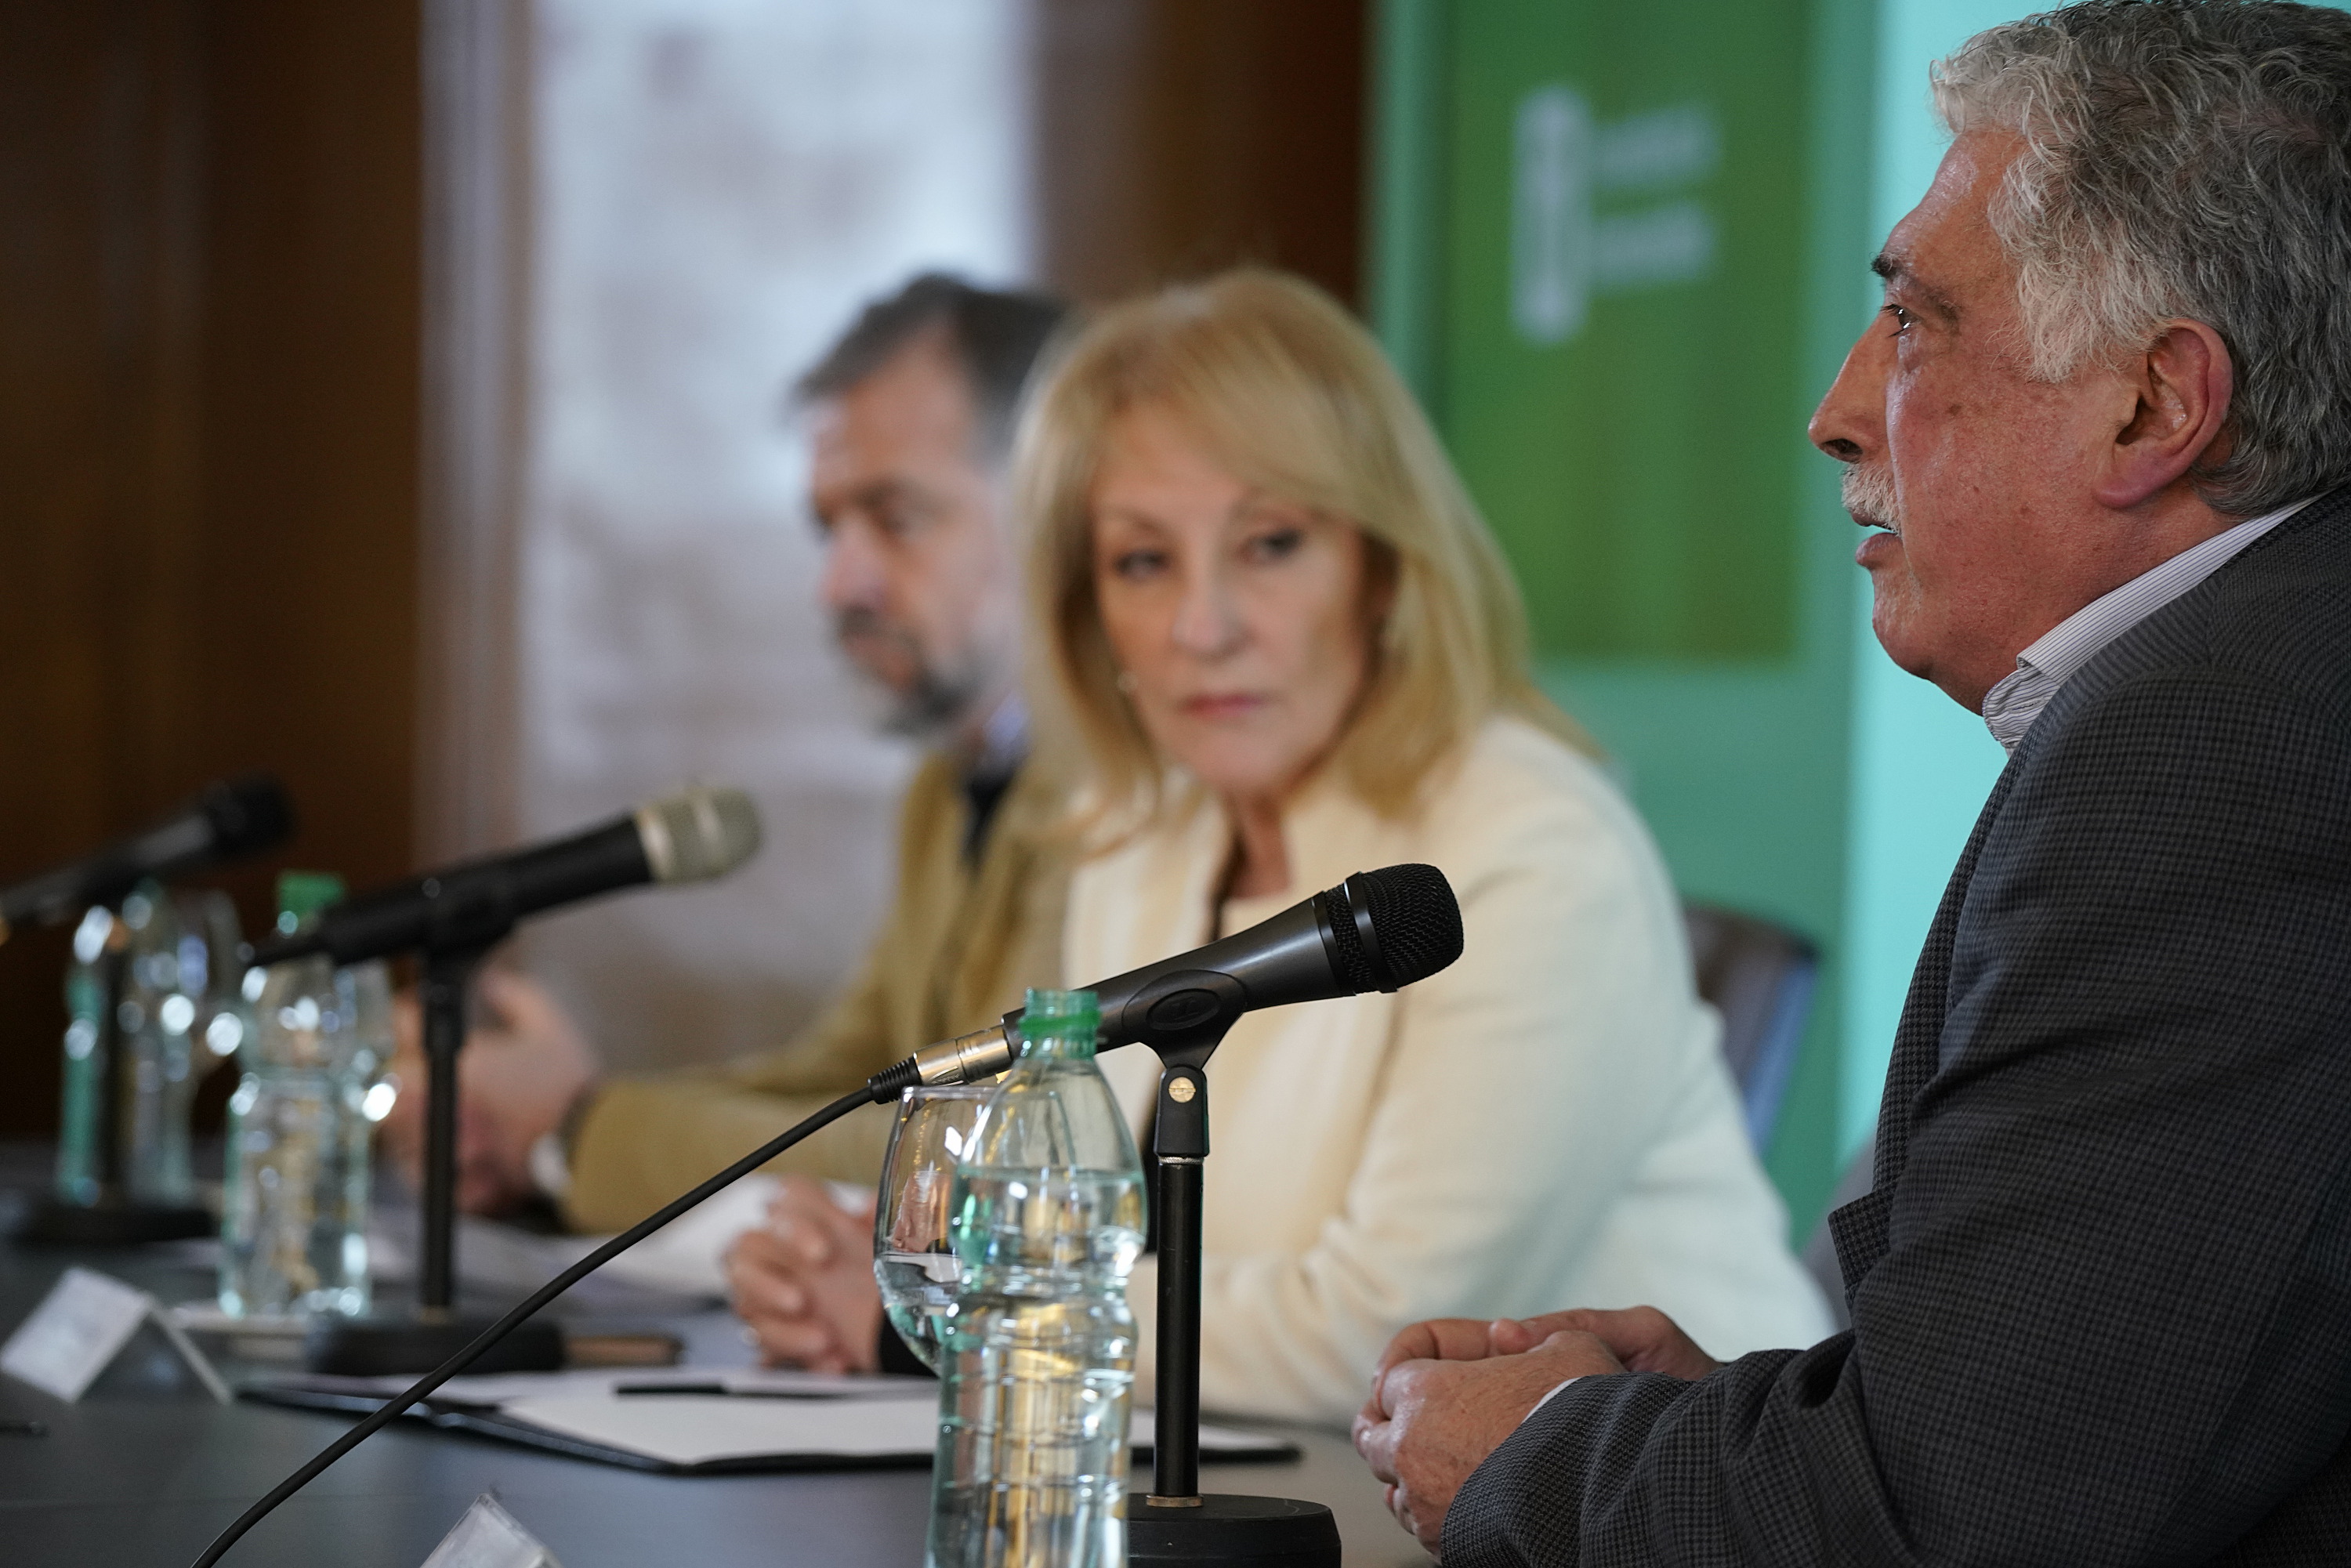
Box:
[616,1382,727,1396]
[613,1382,848,1400]
[0,1418,48,1436]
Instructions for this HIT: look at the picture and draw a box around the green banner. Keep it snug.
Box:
[1440,0,1810,658]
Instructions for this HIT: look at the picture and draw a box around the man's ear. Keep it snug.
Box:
[2095,319,2233,509]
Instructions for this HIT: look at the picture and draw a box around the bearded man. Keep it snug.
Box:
[385,276,1069,1371]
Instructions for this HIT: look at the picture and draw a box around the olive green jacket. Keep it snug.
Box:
[561,751,1067,1232]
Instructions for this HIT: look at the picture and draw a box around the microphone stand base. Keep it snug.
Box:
[1127,1493,1341,1566]
[10,1197,215,1248]
[303,1315,565,1376]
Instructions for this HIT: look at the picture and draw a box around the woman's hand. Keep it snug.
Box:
[725,1176,885,1373]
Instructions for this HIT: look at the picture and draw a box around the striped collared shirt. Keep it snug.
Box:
[1980,498,2315,753]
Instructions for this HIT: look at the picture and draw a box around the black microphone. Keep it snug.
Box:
[884,862,1464,1089]
[0,773,295,942]
[249,785,761,967]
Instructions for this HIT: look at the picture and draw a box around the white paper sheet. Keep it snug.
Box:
[258,1366,1293,1468]
[331,1366,934,1407]
[493,1389,1286,1468]
[502,1393,944,1465]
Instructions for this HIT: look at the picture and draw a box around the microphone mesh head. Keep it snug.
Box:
[1354,863,1463,988]
[639,787,763,883]
[1324,889,1378,992]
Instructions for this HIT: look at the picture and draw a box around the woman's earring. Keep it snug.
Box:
[1115,669,1138,697]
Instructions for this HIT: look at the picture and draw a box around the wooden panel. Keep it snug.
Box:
[0,0,422,1137]
[1032,0,1367,306]
[0,0,1360,1136]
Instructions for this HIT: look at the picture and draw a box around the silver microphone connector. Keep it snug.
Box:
[913,1023,1016,1086]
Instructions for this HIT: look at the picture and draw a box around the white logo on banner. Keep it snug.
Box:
[1512,88,1721,346]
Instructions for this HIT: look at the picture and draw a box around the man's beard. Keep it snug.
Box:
[834,609,991,742]
[1842,462,1904,537]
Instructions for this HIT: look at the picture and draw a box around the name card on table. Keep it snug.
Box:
[0,1266,230,1403]
[421,1495,564,1568]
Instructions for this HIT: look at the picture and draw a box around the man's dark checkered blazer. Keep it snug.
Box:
[1447,489,2351,1566]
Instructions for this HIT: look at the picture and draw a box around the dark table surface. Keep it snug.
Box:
[0,1157,1427,1568]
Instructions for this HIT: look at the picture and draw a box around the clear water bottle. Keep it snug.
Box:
[219,871,386,1319]
[928,988,1147,1568]
[120,883,244,1206]
[54,882,244,1209]
[53,906,118,1208]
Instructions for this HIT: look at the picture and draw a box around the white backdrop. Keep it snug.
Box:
[506,0,1034,1070]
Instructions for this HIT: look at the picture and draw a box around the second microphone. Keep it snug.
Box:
[250,786,761,967]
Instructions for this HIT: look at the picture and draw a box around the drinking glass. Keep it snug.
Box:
[873,1083,991,1373]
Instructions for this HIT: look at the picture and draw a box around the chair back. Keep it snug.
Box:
[1683,902,1818,1152]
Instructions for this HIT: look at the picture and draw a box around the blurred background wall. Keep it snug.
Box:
[0,0,1365,1123]
[2,2,425,1137]
[456,0,1368,1074]
[487,0,1036,1073]
[5,0,2053,1233]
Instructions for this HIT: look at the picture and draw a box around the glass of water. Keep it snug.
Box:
[874,1083,991,1373]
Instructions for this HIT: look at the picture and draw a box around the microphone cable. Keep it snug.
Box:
[190,1077,899,1568]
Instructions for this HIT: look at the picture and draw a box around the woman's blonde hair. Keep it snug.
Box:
[1017,268,1588,822]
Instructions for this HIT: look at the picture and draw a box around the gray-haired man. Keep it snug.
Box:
[1358,3,2351,1561]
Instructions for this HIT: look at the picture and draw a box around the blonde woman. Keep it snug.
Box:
[1020,269,1825,1421]
[726,270,1828,1419]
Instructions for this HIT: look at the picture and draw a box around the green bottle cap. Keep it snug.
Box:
[274,871,346,933]
[1021,987,1100,1038]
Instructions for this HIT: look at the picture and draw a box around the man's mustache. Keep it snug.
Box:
[1841,464,1903,535]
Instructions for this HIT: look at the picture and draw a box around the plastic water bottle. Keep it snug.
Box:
[118,883,244,1205]
[53,882,243,1209]
[219,872,391,1318]
[928,988,1147,1568]
[52,907,114,1208]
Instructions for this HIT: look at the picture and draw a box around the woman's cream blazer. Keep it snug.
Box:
[1067,715,1833,1422]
